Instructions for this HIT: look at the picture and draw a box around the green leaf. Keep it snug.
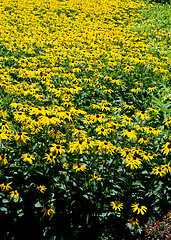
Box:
[35,201,42,208]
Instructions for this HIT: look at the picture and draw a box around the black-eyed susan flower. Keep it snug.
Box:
[41,203,55,216]
[147,107,159,114]
[122,129,137,141]
[110,201,124,211]
[62,162,69,169]
[92,113,106,124]
[135,111,150,121]
[13,111,28,123]
[152,166,166,177]
[131,88,142,93]
[73,163,86,172]
[37,185,47,194]
[10,190,19,199]
[138,137,150,145]
[161,142,171,156]
[120,147,133,158]
[90,173,102,181]
[43,153,56,164]
[14,132,30,144]
[140,151,153,161]
[143,127,161,136]
[161,164,171,174]
[49,143,66,155]
[125,157,142,169]
[95,125,111,136]
[122,102,135,110]
[0,132,11,141]
[131,203,147,215]
[21,153,35,164]
[0,121,12,133]
[128,217,139,227]
[96,140,116,155]
[0,154,8,165]
[68,139,88,154]
[0,182,12,191]
[163,117,171,127]
[147,86,157,92]
[119,115,133,126]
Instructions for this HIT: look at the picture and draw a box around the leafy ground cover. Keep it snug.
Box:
[0,0,170,239]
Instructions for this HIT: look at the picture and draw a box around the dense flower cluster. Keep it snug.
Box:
[0,0,170,238]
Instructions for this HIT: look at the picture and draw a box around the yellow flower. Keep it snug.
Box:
[122,103,135,110]
[37,185,47,194]
[68,139,88,154]
[90,173,102,181]
[161,164,171,174]
[135,111,150,120]
[152,167,166,177]
[49,144,66,155]
[128,217,139,227]
[147,107,159,114]
[43,153,56,164]
[10,190,19,199]
[14,132,30,144]
[131,203,147,215]
[126,158,142,169]
[62,162,69,169]
[122,129,137,141]
[0,182,12,191]
[41,203,55,216]
[96,140,116,155]
[147,87,157,92]
[140,152,153,161]
[163,117,171,127]
[110,201,124,211]
[0,154,8,165]
[0,121,12,133]
[119,115,133,126]
[92,114,106,124]
[131,88,142,93]
[21,153,35,164]
[95,125,111,136]
[161,142,171,156]
[73,163,86,172]
[143,127,161,136]
[138,137,150,145]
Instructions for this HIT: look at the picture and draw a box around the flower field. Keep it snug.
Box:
[0,0,170,239]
